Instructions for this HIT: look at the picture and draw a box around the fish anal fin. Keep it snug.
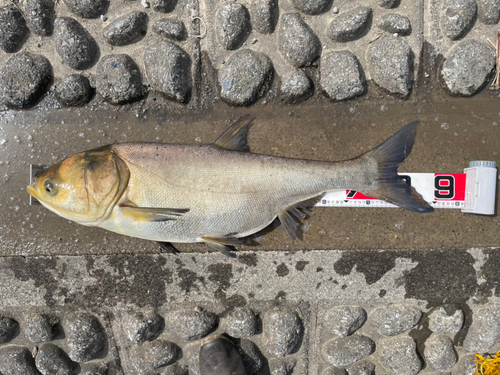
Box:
[158,242,180,254]
[201,236,243,258]
[279,195,324,240]
[213,115,254,152]
[120,205,190,222]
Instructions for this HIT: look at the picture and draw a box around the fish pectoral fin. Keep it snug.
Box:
[119,205,190,222]
[201,236,243,258]
[213,115,254,152]
[157,242,180,254]
[279,195,324,240]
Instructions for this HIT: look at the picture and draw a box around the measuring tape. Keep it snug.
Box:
[316,161,497,215]
[30,161,497,215]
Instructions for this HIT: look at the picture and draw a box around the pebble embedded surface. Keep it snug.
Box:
[35,343,78,375]
[378,13,412,35]
[321,335,374,367]
[218,49,273,106]
[222,307,258,338]
[327,7,372,43]
[428,306,464,335]
[251,0,278,34]
[0,52,52,109]
[0,345,40,375]
[323,305,367,337]
[279,70,313,104]
[23,313,59,343]
[123,310,165,344]
[463,303,500,352]
[65,312,106,362]
[0,315,18,344]
[278,13,321,68]
[368,36,413,98]
[216,2,251,51]
[0,6,29,53]
[103,11,148,46]
[22,0,54,36]
[370,304,422,336]
[378,336,422,375]
[320,50,365,101]
[169,307,217,341]
[96,54,144,104]
[440,40,496,97]
[263,306,302,358]
[130,339,179,371]
[55,74,93,107]
[152,18,187,41]
[476,0,500,24]
[440,0,477,40]
[144,41,192,104]
[63,0,108,18]
[54,17,99,70]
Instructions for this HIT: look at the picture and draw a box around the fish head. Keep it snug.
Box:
[27,146,129,224]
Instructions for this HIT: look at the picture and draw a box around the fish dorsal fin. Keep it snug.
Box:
[278,195,324,240]
[201,236,243,258]
[213,115,254,152]
[120,204,189,222]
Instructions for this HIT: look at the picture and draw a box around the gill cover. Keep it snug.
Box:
[29,146,129,224]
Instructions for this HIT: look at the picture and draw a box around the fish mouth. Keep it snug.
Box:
[26,183,40,200]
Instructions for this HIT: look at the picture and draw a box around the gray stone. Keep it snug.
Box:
[320,50,365,101]
[428,305,464,335]
[321,367,347,375]
[62,0,108,18]
[0,6,29,53]
[181,342,201,375]
[370,304,421,336]
[379,0,397,8]
[327,7,372,42]
[0,52,52,109]
[239,339,264,374]
[22,0,54,36]
[278,13,321,68]
[130,340,179,372]
[153,18,187,41]
[169,307,217,341]
[153,0,177,13]
[0,345,40,375]
[54,17,99,70]
[279,70,313,104]
[263,306,302,358]
[321,335,374,367]
[251,0,278,34]
[440,0,477,40]
[441,40,496,97]
[378,336,421,375]
[0,315,18,344]
[123,310,164,344]
[35,343,77,375]
[347,360,375,375]
[456,354,476,375]
[324,306,367,337]
[144,41,192,104]
[218,49,273,106]
[65,312,106,362]
[103,12,148,46]
[223,307,258,338]
[423,334,457,372]
[81,363,108,375]
[378,14,411,35]
[368,36,413,98]
[55,74,92,107]
[269,358,296,375]
[289,0,330,15]
[164,364,188,375]
[24,313,59,343]
[463,303,500,352]
[477,0,500,24]
[96,54,144,105]
[216,3,250,50]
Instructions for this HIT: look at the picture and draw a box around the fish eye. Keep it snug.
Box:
[44,180,56,195]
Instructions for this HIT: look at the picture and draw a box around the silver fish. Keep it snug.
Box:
[27,116,433,257]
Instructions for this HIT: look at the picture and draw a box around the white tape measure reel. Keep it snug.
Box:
[316,161,497,215]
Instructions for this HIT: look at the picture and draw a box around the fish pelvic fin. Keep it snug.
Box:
[157,242,180,254]
[213,115,254,152]
[279,195,324,240]
[362,121,434,213]
[120,205,190,222]
[201,236,243,258]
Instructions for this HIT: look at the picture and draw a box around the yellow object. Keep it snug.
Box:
[475,350,500,375]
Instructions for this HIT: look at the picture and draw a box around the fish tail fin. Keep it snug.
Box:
[362,121,434,213]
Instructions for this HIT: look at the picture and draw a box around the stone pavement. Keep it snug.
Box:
[1,248,500,375]
[1,0,500,374]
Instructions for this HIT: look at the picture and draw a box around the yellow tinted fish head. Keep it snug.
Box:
[27,146,129,224]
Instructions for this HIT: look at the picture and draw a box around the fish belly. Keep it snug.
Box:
[99,143,369,242]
